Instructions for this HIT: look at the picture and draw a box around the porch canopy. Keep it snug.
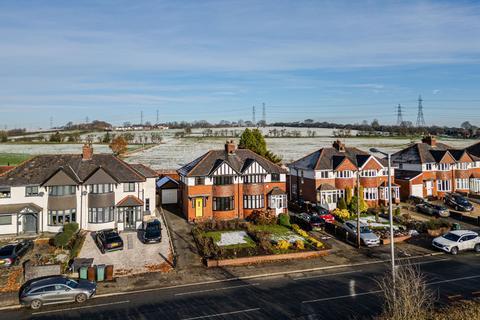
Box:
[116,195,144,207]
[0,203,42,214]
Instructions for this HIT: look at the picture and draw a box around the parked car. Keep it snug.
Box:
[139,219,162,244]
[310,205,335,224]
[291,213,325,231]
[409,195,426,205]
[0,240,33,267]
[19,276,96,309]
[432,230,480,255]
[444,193,474,212]
[342,220,380,247]
[416,202,450,217]
[95,229,124,254]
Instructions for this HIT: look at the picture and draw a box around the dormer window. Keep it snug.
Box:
[425,163,433,171]
[360,170,377,177]
[213,176,233,185]
[335,170,353,178]
[438,163,450,171]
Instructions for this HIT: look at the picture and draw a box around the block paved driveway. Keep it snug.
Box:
[78,226,172,276]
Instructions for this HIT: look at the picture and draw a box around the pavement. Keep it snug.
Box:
[77,226,172,276]
[4,253,480,319]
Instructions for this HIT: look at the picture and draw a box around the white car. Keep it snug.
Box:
[432,230,480,255]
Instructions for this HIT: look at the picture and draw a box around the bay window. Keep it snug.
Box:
[244,194,264,209]
[213,196,234,211]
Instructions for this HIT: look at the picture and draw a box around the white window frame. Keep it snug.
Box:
[360,170,377,177]
[455,178,469,190]
[363,188,378,200]
[335,170,353,178]
[438,163,450,171]
[319,189,345,205]
[437,179,451,192]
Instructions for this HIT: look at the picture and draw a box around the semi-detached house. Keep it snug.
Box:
[288,140,400,210]
[0,144,157,236]
[393,136,480,199]
[177,141,288,222]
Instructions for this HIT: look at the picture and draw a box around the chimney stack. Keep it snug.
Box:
[82,143,93,161]
[421,135,437,147]
[332,139,346,152]
[225,140,236,155]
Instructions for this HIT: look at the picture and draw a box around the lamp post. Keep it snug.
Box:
[370,148,396,291]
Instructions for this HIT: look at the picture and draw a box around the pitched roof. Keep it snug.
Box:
[317,183,337,191]
[391,142,451,164]
[116,195,144,207]
[467,141,480,158]
[178,148,286,177]
[0,203,42,215]
[0,154,147,187]
[289,146,385,170]
[394,170,422,180]
[130,163,158,178]
[268,187,286,195]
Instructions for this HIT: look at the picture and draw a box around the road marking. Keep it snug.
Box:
[293,270,363,281]
[31,300,130,315]
[349,279,356,297]
[181,308,261,320]
[175,283,260,296]
[302,290,383,303]
[427,274,480,285]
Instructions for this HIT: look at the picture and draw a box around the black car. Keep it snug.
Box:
[139,219,162,244]
[444,193,474,212]
[95,229,124,254]
[416,202,450,217]
[0,240,33,267]
[291,213,325,231]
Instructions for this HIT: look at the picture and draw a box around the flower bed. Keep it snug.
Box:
[191,216,329,265]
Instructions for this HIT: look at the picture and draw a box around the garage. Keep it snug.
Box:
[411,184,423,198]
[157,176,179,205]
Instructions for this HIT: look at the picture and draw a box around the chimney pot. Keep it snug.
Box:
[82,143,93,160]
[421,135,437,147]
[333,139,346,152]
[225,140,236,154]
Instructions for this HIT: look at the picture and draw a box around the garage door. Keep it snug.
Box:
[411,184,423,198]
[162,189,178,204]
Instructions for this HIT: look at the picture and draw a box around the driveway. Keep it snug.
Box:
[78,225,172,276]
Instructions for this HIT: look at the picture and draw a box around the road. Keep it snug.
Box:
[3,253,480,320]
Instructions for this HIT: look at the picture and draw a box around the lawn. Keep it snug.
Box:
[204,230,257,249]
[0,153,31,166]
[249,224,292,236]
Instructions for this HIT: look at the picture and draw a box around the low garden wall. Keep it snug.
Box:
[206,249,331,268]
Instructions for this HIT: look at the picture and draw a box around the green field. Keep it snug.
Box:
[0,153,31,166]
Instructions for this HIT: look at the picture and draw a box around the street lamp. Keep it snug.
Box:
[370,148,396,291]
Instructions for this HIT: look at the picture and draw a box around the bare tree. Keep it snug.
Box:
[376,264,433,320]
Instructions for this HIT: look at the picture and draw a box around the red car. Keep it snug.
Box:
[317,213,335,224]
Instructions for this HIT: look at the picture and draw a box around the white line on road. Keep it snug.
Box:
[302,273,480,304]
[175,283,260,296]
[181,308,261,320]
[31,300,130,315]
[293,270,363,281]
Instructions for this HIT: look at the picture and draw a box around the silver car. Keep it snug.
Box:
[342,220,381,247]
[19,276,96,309]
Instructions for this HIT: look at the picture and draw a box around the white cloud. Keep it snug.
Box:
[433,89,441,95]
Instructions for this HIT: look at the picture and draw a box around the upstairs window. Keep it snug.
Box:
[243,174,265,184]
[25,186,39,197]
[425,163,433,171]
[360,170,377,177]
[213,176,233,185]
[124,182,136,192]
[0,187,11,198]
[194,177,205,185]
[319,171,329,179]
[335,170,353,178]
[438,163,450,171]
[48,185,76,196]
[89,184,113,194]
[271,173,281,182]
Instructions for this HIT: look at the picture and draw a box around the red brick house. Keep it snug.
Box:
[392,136,480,199]
[288,140,399,210]
[177,141,288,222]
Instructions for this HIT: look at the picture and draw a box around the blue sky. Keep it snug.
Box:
[1,0,480,129]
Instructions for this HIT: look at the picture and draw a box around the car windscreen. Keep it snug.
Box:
[65,279,79,288]
[434,205,447,210]
[443,233,461,242]
[360,226,372,234]
[105,232,121,241]
[309,216,322,223]
[0,245,15,256]
[146,223,161,236]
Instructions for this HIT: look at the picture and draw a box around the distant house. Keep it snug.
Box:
[288,140,399,210]
[0,144,157,236]
[177,141,288,222]
[392,136,480,199]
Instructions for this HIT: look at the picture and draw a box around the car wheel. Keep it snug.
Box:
[450,246,459,255]
[30,299,42,310]
[475,244,480,253]
[75,293,88,304]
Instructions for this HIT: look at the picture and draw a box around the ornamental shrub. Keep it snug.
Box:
[337,197,348,210]
[63,222,79,234]
[54,232,71,249]
[276,240,290,250]
[294,240,305,250]
[278,213,291,227]
[332,208,351,220]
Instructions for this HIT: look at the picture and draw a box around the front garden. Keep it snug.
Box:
[192,210,329,266]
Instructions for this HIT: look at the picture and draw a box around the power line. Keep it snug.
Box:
[156,109,159,124]
[416,95,426,127]
[262,102,266,126]
[252,105,256,125]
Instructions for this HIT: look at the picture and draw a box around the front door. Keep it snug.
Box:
[23,214,37,234]
[195,198,203,217]
[425,181,433,196]
[125,208,136,230]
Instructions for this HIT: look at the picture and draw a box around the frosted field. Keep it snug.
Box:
[1,127,477,170]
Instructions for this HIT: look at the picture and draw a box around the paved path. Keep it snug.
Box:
[5,253,480,319]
